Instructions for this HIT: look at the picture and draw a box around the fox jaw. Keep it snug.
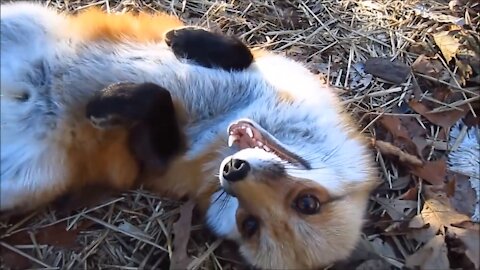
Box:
[1,2,378,269]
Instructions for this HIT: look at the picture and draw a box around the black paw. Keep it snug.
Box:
[86,82,186,166]
[165,27,253,71]
[86,82,172,129]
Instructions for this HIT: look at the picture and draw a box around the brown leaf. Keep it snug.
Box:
[447,226,480,269]
[378,115,410,139]
[409,100,469,130]
[170,200,195,270]
[1,220,93,269]
[408,183,471,244]
[377,115,426,159]
[412,54,444,78]
[373,139,424,167]
[3,220,93,248]
[364,57,411,84]
[432,27,480,85]
[405,235,450,270]
[399,187,419,200]
[411,159,447,185]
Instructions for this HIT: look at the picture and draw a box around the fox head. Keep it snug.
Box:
[203,56,379,269]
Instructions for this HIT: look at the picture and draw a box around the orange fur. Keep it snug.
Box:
[144,138,224,203]
[68,8,184,43]
[62,119,139,193]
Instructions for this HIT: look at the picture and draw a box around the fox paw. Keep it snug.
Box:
[85,82,185,168]
[85,82,173,130]
[165,27,253,71]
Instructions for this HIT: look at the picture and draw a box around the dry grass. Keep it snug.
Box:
[1,0,479,269]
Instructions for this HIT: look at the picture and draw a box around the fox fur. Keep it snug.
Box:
[0,2,379,269]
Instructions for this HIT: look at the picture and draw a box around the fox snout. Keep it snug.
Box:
[222,158,251,182]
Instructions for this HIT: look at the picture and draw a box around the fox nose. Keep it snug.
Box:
[222,159,250,182]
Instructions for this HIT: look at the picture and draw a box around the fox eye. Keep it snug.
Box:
[14,92,30,102]
[293,194,321,215]
[241,215,259,238]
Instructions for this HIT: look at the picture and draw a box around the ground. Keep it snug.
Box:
[1,0,479,269]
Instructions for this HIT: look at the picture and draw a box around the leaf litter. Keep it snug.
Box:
[0,0,479,269]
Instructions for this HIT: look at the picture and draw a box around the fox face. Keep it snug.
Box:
[205,117,377,269]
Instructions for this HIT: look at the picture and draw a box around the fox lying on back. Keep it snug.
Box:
[1,2,379,269]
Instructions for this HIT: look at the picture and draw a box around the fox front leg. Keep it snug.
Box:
[86,82,186,168]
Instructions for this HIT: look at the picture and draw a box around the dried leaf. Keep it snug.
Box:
[373,139,423,167]
[432,27,480,85]
[405,235,450,270]
[378,115,410,139]
[411,159,448,185]
[375,197,417,220]
[447,226,480,269]
[409,100,469,130]
[170,200,195,270]
[433,30,461,63]
[1,221,93,269]
[399,187,419,200]
[408,183,471,244]
[412,54,444,78]
[364,57,411,84]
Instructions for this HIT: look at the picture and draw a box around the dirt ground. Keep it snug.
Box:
[1,0,479,269]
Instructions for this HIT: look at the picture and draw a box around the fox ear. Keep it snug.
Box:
[165,27,253,71]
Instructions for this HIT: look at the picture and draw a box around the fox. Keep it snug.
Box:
[0,2,379,269]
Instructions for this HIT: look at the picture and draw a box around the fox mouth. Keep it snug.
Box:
[227,119,310,169]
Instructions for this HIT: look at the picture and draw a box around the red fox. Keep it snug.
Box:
[1,2,379,269]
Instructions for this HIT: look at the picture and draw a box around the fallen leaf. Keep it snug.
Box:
[373,139,423,167]
[170,200,195,270]
[364,57,411,84]
[375,197,417,220]
[432,26,480,85]
[412,54,445,78]
[408,183,471,244]
[377,115,426,159]
[411,159,448,185]
[378,115,410,139]
[433,30,461,63]
[409,100,470,130]
[1,220,93,269]
[399,187,419,200]
[447,226,480,269]
[405,235,450,270]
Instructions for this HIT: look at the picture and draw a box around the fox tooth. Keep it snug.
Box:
[246,127,254,138]
[228,135,238,147]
